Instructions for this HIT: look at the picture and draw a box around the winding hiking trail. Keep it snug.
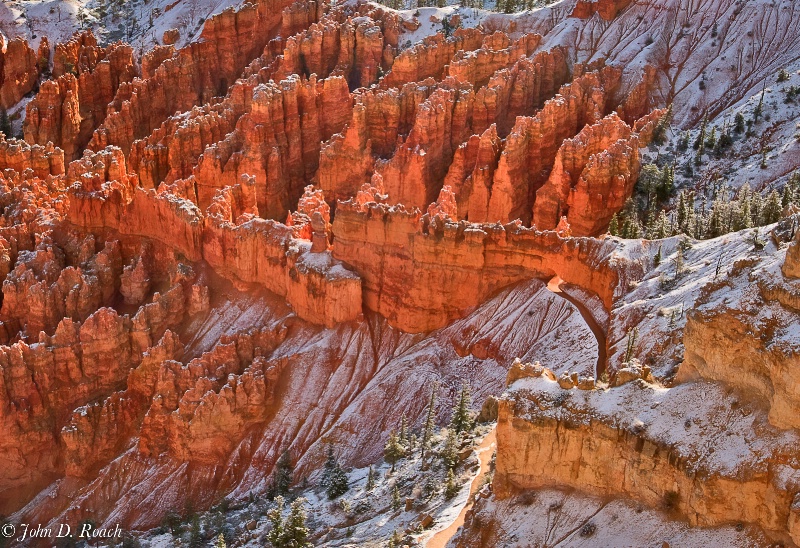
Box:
[425,276,605,547]
[426,428,497,548]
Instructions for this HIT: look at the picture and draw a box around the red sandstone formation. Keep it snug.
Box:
[0,36,47,110]
[0,136,65,177]
[89,0,299,155]
[532,112,660,235]
[24,32,137,160]
[572,0,633,20]
[0,0,680,536]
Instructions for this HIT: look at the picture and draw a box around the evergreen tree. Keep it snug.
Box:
[654,244,662,266]
[638,164,661,206]
[737,185,754,230]
[651,104,672,145]
[445,468,459,499]
[782,183,794,208]
[215,534,227,548]
[763,190,782,224]
[327,460,349,500]
[441,428,459,470]
[320,445,337,488]
[269,451,293,499]
[366,466,376,491]
[657,164,675,202]
[267,497,313,548]
[399,415,408,445]
[0,109,11,137]
[284,498,312,548]
[420,384,438,462]
[677,131,690,152]
[673,246,685,279]
[449,383,471,435]
[267,497,286,547]
[391,484,402,511]
[754,84,766,122]
[705,126,717,149]
[734,112,745,134]
[608,213,619,236]
[189,514,202,548]
[693,115,707,151]
[384,430,406,473]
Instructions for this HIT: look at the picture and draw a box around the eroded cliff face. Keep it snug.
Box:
[24,32,137,160]
[493,369,800,546]
[2,0,795,542]
[0,36,47,110]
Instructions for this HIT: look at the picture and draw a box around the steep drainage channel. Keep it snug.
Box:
[426,428,497,548]
[545,276,608,378]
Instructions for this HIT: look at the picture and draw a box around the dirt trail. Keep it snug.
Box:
[546,276,608,377]
[426,428,497,548]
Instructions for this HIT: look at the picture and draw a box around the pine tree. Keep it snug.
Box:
[284,498,312,548]
[677,131,690,152]
[763,190,782,224]
[657,165,674,202]
[384,430,406,473]
[737,185,754,230]
[267,497,286,548]
[624,327,639,362]
[189,514,202,548]
[705,126,717,149]
[754,84,766,123]
[327,460,349,500]
[734,112,745,134]
[320,445,337,488]
[391,484,402,511]
[449,383,471,435]
[608,213,619,236]
[654,244,662,266]
[421,384,438,462]
[366,466,376,491]
[673,246,685,279]
[651,104,672,145]
[215,534,227,548]
[693,115,707,151]
[0,109,11,138]
[269,450,293,499]
[399,415,408,445]
[441,428,459,470]
[445,468,459,499]
[782,183,794,208]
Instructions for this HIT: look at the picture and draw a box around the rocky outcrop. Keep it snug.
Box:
[572,0,633,20]
[532,112,661,236]
[494,375,800,546]
[681,306,800,431]
[380,29,484,89]
[0,136,65,177]
[783,230,800,278]
[193,74,352,218]
[0,36,46,109]
[24,33,137,160]
[89,0,298,155]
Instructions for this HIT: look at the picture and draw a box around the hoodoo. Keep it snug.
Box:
[0,0,799,546]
